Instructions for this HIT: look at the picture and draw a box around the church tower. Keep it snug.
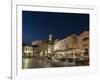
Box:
[49,33,52,41]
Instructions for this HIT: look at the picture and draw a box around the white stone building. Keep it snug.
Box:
[23,45,33,56]
[54,34,79,51]
[54,38,67,51]
[79,31,89,49]
[78,31,89,56]
[53,31,89,59]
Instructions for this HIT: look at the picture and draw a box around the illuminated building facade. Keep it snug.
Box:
[23,45,33,56]
[54,38,67,51]
[79,31,89,56]
[66,34,79,49]
[53,31,89,61]
[54,34,79,51]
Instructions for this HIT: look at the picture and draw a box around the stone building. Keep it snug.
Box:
[79,31,89,56]
[54,38,67,51]
[53,31,89,61]
[54,34,79,51]
[66,34,79,49]
[23,45,33,57]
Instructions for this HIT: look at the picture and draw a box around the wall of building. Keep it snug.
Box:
[66,34,79,49]
[79,31,89,50]
[54,38,67,51]
[54,34,80,51]
[23,46,33,56]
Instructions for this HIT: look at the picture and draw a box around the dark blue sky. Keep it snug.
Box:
[22,11,89,44]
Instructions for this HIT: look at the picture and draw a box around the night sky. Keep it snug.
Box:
[22,11,89,44]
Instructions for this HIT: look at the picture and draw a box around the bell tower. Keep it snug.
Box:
[49,33,52,41]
